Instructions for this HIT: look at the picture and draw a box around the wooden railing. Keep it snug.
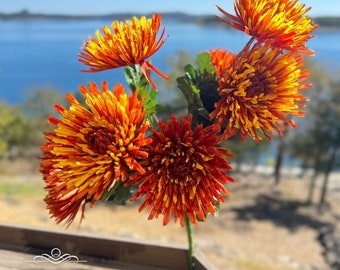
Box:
[0,222,216,270]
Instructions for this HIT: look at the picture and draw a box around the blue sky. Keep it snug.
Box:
[1,0,340,17]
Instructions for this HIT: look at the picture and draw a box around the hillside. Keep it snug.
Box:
[1,10,340,29]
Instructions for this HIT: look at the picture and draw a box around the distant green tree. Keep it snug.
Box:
[317,79,340,207]
[225,135,271,173]
[0,88,66,159]
[314,16,340,28]
[21,87,66,148]
[288,60,340,205]
[23,87,66,119]
[0,101,30,158]
[272,123,290,185]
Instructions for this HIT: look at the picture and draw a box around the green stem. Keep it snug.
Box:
[184,213,194,270]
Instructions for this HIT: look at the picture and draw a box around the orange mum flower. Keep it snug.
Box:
[78,14,169,89]
[216,0,316,54]
[40,82,151,225]
[209,48,235,86]
[128,114,234,226]
[210,42,310,142]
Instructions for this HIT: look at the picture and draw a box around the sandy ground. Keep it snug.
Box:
[0,160,339,270]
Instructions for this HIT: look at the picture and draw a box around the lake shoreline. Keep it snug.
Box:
[1,10,340,30]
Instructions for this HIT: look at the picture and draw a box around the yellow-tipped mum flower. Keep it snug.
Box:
[78,14,169,89]
[209,48,235,86]
[216,0,317,54]
[210,42,310,142]
[40,82,151,225]
[128,114,234,226]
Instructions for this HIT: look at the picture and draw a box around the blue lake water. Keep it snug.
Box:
[0,19,340,104]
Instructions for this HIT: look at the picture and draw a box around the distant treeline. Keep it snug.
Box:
[314,17,340,28]
[1,10,340,29]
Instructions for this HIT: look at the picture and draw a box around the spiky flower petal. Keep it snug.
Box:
[78,14,169,89]
[210,42,310,141]
[128,114,234,226]
[209,48,235,86]
[216,0,317,54]
[40,82,151,225]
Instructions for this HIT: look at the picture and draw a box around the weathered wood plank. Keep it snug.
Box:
[0,223,215,270]
[0,248,172,269]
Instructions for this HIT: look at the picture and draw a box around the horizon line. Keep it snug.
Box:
[1,9,339,19]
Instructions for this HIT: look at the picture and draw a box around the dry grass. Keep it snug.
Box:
[1,159,339,270]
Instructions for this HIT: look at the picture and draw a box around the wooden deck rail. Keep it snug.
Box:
[0,222,216,270]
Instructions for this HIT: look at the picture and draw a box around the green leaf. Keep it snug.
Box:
[196,201,221,222]
[196,52,215,74]
[177,75,212,127]
[124,65,148,91]
[175,52,217,127]
[124,65,158,120]
[184,64,197,81]
[100,181,132,206]
[177,75,200,105]
[213,201,221,218]
[139,86,159,119]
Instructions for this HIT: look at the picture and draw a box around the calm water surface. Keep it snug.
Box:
[0,19,339,103]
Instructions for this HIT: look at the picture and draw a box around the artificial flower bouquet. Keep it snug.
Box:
[39,0,316,268]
